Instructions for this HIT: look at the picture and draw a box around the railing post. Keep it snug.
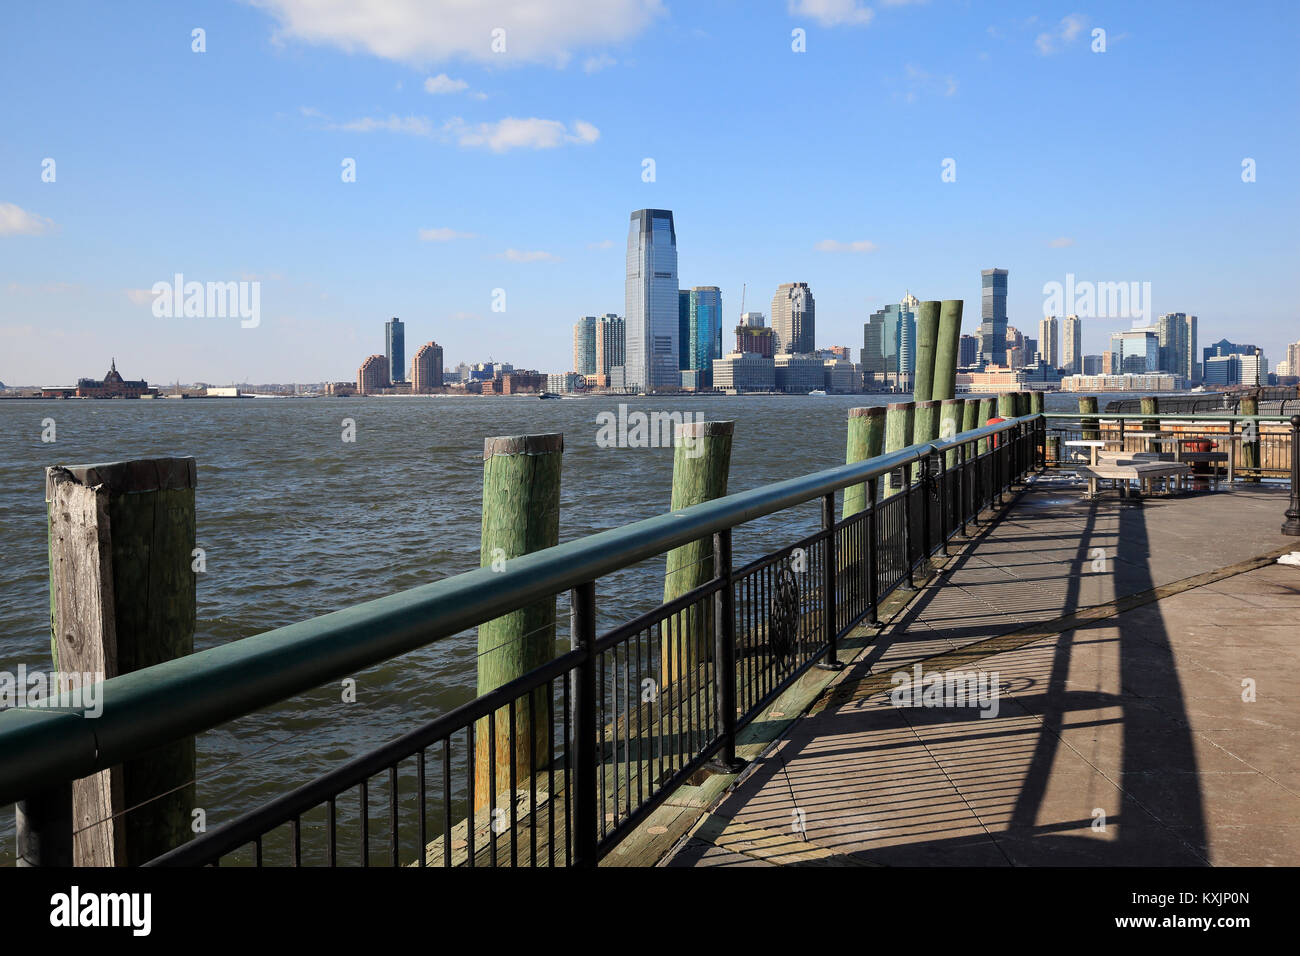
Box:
[958,439,968,537]
[901,463,916,589]
[570,581,598,868]
[866,477,880,626]
[1283,415,1300,536]
[709,529,748,768]
[937,452,950,557]
[816,494,845,671]
[15,782,74,867]
[920,453,933,571]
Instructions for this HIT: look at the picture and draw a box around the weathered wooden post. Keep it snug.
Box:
[1240,395,1261,481]
[914,301,941,402]
[1079,395,1099,442]
[977,396,997,455]
[932,300,963,401]
[843,406,885,519]
[476,434,563,811]
[912,400,939,482]
[884,401,915,496]
[962,397,980,435]
[44,458,197,866]
[940,398,965,469]
[662,421,733,685]
[1030,391,1044,415]
[997,392,1017,419]
[1141,395,1159,433]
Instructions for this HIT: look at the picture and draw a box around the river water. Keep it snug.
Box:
[0,391,1147,859]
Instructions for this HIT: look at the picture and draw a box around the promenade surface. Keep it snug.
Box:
[667,477,1300,866]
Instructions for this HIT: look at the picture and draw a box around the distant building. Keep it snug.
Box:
[1060,373,1182,392]
[771,282,815,355]
[596,314,626,376]
[501,371,545,394]
[411,342,444,394]
[816,346,852,361]
[1156,312,1197,382]
[357,354,390,395]
[822,359,862,393]
[44,359,155,399]
[685,286,723,386]
[1083,354,1103,375]
[713,352,775,392]
[1037,315,1060,369]
[1203,338,1256,372]
[978,268,1008,366]
[736,323,775,357]
[325,382,357,396]
[958,334,979,368]
[573,316,597,375]
[1110,329,1159,373]
[678,290,691,371]
[547,372,582,393]
[625,208,679,391]
[774,353,824,393]
[1205,350,1268,387]
[385,318,406,383]
[1062,315,1083,375]
[863,298,916,383]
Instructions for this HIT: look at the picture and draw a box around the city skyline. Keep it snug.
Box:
[2,2,1297,385]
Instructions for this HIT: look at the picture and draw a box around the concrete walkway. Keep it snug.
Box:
[668,478,1300,866]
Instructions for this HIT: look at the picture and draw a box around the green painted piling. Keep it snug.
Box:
[1240,395,1260,481]
[1141,395,1159,432]
[1079,395,1099,442]
[843,406,885,519]
[913,301,941,402]
[662,420,734,683]
[884,401,915,496]
[932,300,964,401]
[998,392,1017,419]
[1030,391,1044,415]
[45,458,197,866]
[476,433,563,811]
[940,399,965,469]
[962,397,980,435]
[977,397,997,454]
[912,400,939,482]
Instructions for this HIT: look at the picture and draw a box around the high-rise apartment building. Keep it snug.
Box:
[1038,315,1060,369]
[678,291,692,370]
[358,354,390,395]
[958,334,978,368]
[625,209,679,391]
[1083,354,1103,375]
[736,312,774,357]
[573,316,597,375]
[862,299,916,378]
[1062,314,1083,375]
[595,314,626,376]
[771,282,815,355]
[411,342,444,393]
[978,268,1008,367]
[385,317,406,383]
[1155,312,1197,381]
[686,286,723,378]
[1110,330,1159,373]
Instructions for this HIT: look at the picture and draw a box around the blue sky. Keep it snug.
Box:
[2,0,1297,385]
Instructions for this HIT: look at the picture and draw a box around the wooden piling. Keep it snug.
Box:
[1240,395,1260,481]
[883,402,915,496]
[977,397,997,455]
[1141,395,1159,432]
[1079,395,1099,442]
[843,406,885,519]
[997,392,1017,419]
[913,301,941,402]
[45,457,197,866]
[912,400,939,482]
[932,300,964,401]
[1030,391,1044,415]
[962,397,979,436]
[662,421,734,684]
[940,399,965,469]
[476,434,563,811]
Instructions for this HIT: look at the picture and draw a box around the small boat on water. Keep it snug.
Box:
[808,389,827,396]
[538,392,561,399]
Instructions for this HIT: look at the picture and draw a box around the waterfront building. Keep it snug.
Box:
[385,318,406,383]
[625,209,680,391]
[774,353,824,393]
[1037,315,1060,369]
[1110,329,1159,373]
[357,354,390,395]
[771,282,815,355]
[678,291,691,370]
[736,322,775,357]
[573,316,597,375]
[1060,372,1183,392]
[822,359,863,393]
[959,334,979,368]
[1083,354,1103,375]
[862,297,916,382]
[596,314,626,376]
[713,351,775,392]
[1062,315,1083,375]
[411,342,444,394]
[978,268,1008,367]
[1156,312,1197,381]
[687,286,723,377]
[547,372,582,393]
[49,359,156,399]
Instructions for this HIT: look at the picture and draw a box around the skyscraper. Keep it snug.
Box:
[687,286,723,375]
[1037,315,1060,369]
[595,314,625,376]
[678,291,692,370]
[358,354,390,395]
[1156,312,1197,382]
[385,317,406,383]
[1062,314,1082,375]
[625,209,679,391]
[771,282,815,354]
[1110,330,1159,373]
[978,268,1008,366]
[862,299,916,378]
[573,316,597,375]
[411,342,444,393]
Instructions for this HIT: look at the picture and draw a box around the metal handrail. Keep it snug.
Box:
[0,414,1039,808]
[1043,411,1292,422]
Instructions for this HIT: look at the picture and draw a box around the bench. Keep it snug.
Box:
[1075,460,1192,498]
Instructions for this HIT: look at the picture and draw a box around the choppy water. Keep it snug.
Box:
[0,390,1104,858]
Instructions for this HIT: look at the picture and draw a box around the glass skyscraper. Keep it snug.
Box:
[862,297,916,376]
[385,317,406,382]
[573,315,597,375]
[625,209,679,391]
[687,286,723,381]
[978,269,1008,366]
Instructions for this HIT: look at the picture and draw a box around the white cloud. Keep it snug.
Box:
[424,73,468,94]
[1048,237,1075,248]
[125,288,155,305]
[444,116,598,151]
[789,0,874,27]
[336,113,434,135]
[0,202,55,236]
[587,239,615,249]
[1035,14,1087,55]
[815,239,878,253]
[498,249,559,262]
[419,227,476,241]
[252,0,665,66]
[583,53,616,73]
